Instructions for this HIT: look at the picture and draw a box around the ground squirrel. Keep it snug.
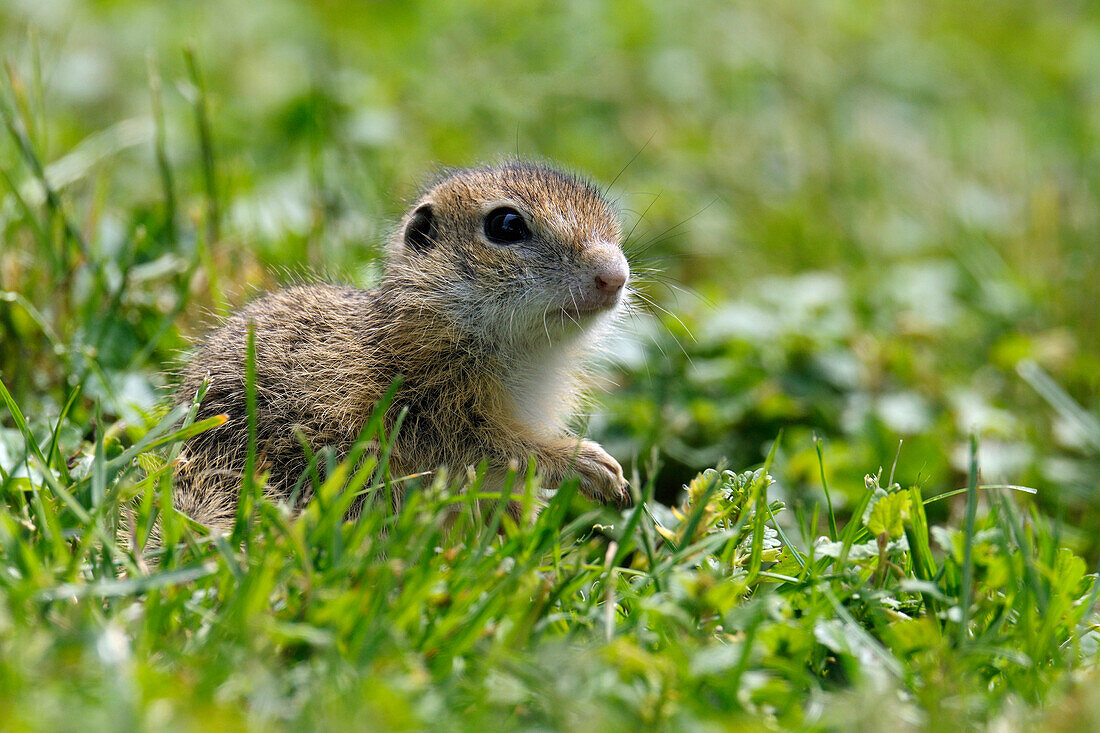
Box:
[173,162,632,531]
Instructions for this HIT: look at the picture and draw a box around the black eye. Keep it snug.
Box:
[483,207,531,245]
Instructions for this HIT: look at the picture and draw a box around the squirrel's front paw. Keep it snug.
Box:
[572,440,631,507]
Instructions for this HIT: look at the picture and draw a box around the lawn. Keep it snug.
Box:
[1,1,1098,729]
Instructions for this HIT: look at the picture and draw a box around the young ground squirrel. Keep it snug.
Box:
[173,162,632,531]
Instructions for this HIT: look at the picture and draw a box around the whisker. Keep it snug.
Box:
[541,298,553,347]
[630,291,697,366]
[626,229,691,258]
[624,195,720,259]
[630,309,669,369]
[603,132,655,198]
[631,273,712,308]
[565,287,582,329]
[622,193,662,252]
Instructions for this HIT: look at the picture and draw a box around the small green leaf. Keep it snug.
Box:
[866,490,910,539]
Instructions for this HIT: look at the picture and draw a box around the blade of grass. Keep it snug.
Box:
[35,562,217,601]
[1018,359,1100,453]
[234,323,259,546]
[923,484,1037,504]
[813,434,838,541]
[0,373,50,469]
[45,384,80,483]
[102,410,223,477]
[182,46,220,245]
[957,434,980,646]
[1,69,98,272]
[904,486,937,583]
[995,489,1048,615]
[765,499,804,570]
[747,434,782,581]
[146,52,177,246]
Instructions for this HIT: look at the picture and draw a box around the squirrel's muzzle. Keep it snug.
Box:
[573,243,629,314]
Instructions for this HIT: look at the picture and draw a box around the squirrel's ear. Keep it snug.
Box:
[403,204,436,252]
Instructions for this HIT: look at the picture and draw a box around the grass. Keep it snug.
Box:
[2,0,1100,729]
[1,370,1097,729]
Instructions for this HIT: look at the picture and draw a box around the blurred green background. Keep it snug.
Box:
[2,0,1099,552]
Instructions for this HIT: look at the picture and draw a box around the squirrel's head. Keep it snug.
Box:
[386,162,629,352]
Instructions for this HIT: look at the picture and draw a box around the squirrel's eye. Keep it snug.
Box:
[484,207,531,245]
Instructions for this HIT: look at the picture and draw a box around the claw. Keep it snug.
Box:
[571,439,629,507]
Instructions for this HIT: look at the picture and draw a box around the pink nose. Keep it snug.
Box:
[594,258,628,293]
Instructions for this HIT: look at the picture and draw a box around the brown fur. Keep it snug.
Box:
[173,162,631,532]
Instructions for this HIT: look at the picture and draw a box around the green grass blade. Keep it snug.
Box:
[957,434,980,646]
[814,434,839,541]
